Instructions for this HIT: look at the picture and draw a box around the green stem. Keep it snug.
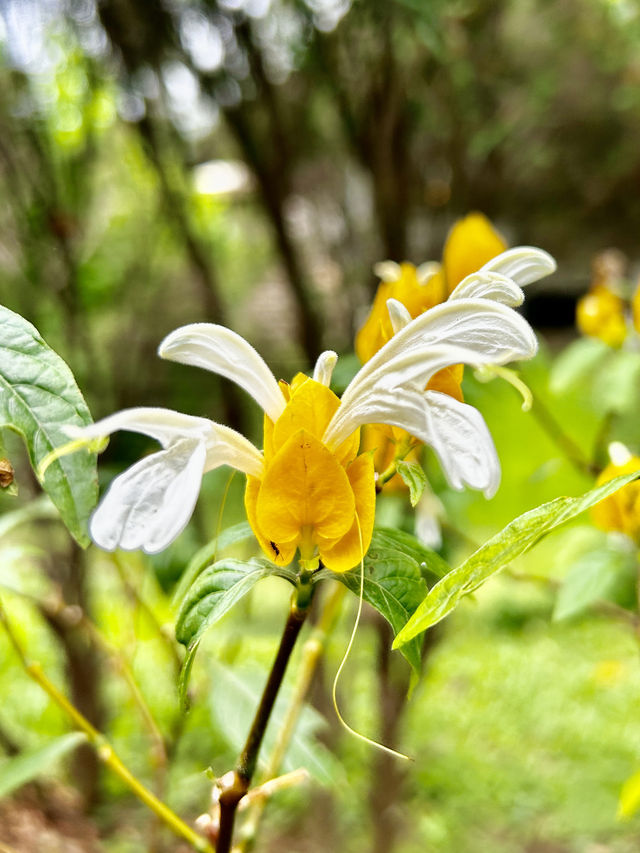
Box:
[237,583,346,852]
[0,600,213,853]
[530,396,600,477]
[216,583,314,853]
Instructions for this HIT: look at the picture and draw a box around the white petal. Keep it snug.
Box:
[75,407,215,447]
[421,391,501,498]
[387,298,412,334]
[479,247,556,286]
[159,324,286,421]
[337,300,537,414]
[327,385,500,496]
[416,261,441,284]
[203,422,263,478]
[77,406,263,480]
[373,260,402,281]
[449,272,525,307]
[90,438,207,554]
[313,350,338,386]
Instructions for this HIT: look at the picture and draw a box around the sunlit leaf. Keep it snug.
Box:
[0,733,87,799]
[394,471,640,647]
[549,337,609,395]
[396,459,427,507]
[619,768,640,819]
[0,306,97,546]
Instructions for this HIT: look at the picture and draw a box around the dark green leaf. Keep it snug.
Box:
[320,528,447,676]
[396,460,427,507]
[0,733,86,799]
[0,306,97,546]
[394,471,640,647]
[175,557,297,648]
[172,521,255,606]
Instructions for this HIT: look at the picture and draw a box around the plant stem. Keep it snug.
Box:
[237,582,346,852]
[216,585,314,853]
[0,599,213,853]
[530,396,600,477]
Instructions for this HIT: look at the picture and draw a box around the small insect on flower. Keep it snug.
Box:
[69,264,547,571]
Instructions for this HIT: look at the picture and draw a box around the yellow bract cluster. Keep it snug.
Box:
[244,374,376,572]
[591,456,640,544]
[355,212,506,491]
[576,251,640,348]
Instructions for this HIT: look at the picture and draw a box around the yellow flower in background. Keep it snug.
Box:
[440,212,508,295]
[356,212,509,491]
[591,443,640,543]
[576,286,627,348]
[356,212,508,365]
[575,249,640,348]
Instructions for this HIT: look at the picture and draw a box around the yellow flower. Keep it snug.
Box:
[75,294,542,567]
[591,446,640,543]
[356,213,508,489]
[575,249,632,348]
[356,213,507,364]
[440,212,508,295]
[245,372,375,572]
[576,285,627,348]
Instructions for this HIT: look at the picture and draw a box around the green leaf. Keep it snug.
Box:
[553,542,637,621]
[592,350,640,414]
[208,660,340,784]
[176,557,296,648]
[549,337,610,395]
[396,460,427,507]
[172,521,255,607]
[320,528,448,676]
[394,471,640,648]
[177,642,200,713]
[0,306,97,546]
[0,732,86,799]
[175,556,296,707]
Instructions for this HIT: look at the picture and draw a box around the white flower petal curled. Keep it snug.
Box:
[449,272,525,307]
[158,324,286,422]
[80,407,263,553]
[90,438,207,553]
[313,350,338,386]
[421,391,500,498]
[387,298,412,334]
[326,384,500,497]
[336,299,538,418]
[479,246,556,286]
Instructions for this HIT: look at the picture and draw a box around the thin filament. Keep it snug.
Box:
[331,513,411,762]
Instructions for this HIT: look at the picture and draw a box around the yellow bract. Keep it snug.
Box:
[245,376,375,572]
[441,212,508,295]
[355,263,444,364]
[576,285,627,348]
[591,456,640,543]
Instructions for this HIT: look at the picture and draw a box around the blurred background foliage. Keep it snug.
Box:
[2,0,640,850]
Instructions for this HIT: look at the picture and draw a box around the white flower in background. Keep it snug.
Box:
[74,253,547,556]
